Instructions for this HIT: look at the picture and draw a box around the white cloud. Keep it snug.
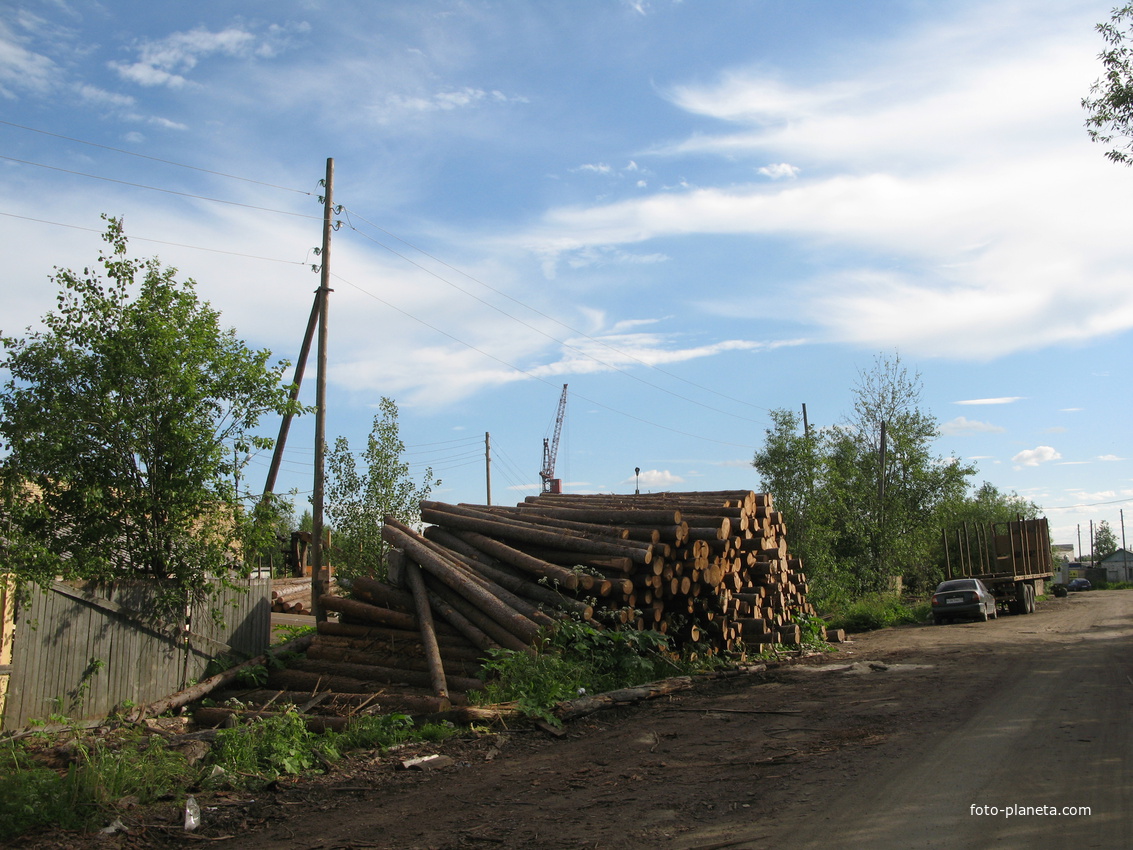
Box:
[630,469,685,487]
[1013,446,1062,468]
[939,416,1005,436]
[508,4,1133,360]
[955,397,1025,406]
[757,163,800,180]
[1098,454,1125,462]
[74,84,135,109]
[376,87,526,121]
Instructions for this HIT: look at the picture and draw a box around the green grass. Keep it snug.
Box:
[0,704,460,841]
[0,732,196,841]
[825,594,930,633]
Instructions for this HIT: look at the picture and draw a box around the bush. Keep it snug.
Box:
[473,619,679,725]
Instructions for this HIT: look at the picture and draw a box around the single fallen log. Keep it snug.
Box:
[552,676,694,721]
[193,706,350,733]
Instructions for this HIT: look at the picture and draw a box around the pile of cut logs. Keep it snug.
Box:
[280,491,829,712]
[270,578,313,615]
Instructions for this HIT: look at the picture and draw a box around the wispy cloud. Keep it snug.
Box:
[955,397,1025,406]
[110,24,308,89]
[372,87,527,124]
[940,416,1005,436]
[0,19,59,97]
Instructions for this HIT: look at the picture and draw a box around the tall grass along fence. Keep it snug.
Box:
[0,577,270,731]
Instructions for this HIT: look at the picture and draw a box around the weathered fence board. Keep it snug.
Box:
[0,576,14,723]
[0,578,270,730]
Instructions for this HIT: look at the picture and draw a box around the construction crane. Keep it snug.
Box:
[540,384,568,494]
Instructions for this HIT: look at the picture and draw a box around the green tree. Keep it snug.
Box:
[0,217,297,609]
[325,397,439,581]
[1083,4,1133,164]
[751,408,819,554]
[752,353,974,603]
[1094,520,1119,560]
[835,354,972,594]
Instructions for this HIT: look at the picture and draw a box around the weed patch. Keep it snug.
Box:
[825,595,928,633]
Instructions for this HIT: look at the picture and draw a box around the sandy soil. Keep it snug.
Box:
[17,590,1131,850]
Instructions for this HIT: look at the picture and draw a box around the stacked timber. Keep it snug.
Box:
[409,491,813,654]
[269,568,496,714]
[270,579,312,614]
[286,491,816,714]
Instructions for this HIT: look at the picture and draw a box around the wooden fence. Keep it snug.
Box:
[0,577,270,731]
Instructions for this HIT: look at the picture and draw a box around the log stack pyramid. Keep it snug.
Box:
[286,490,825,712]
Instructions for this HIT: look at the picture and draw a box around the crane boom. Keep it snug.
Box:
[540,384,568,494]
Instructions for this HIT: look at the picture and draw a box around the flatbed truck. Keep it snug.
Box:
[942,517,1054,615]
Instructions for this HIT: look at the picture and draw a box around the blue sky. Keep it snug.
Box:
[2,0,1131,557]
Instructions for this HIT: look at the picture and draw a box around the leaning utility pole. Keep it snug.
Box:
[262,291,321,498]
[311,158,334,622]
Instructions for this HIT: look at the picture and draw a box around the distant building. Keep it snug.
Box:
[1101,549,1133,583]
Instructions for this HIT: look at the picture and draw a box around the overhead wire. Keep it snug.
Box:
[340,205,776,417]
[0,120,313,195]
[0,211,312,266]
[0,154,322,220]
[331,270,755,449]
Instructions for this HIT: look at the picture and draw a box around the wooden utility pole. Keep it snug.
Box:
[311,157,334,622]
[485,432,492,506]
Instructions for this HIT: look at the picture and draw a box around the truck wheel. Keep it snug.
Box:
[1010,582,1027,615]
[1026,584,1036,614]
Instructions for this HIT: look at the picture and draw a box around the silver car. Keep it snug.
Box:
[931,578,998,624]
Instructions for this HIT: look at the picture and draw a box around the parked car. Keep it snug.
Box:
[1067,578,1092,592]
[931,578,998,624]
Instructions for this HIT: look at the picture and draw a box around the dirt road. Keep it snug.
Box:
[24,591,1132,849]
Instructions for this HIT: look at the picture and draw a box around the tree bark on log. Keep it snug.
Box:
[288,657,484,693]
[382,521,542,645]
[422,573,535,654]
[553,676,694,721]
[404,559,449,700]
[421,501,653,565]
[319,595,419,631]
[444,528,581,589]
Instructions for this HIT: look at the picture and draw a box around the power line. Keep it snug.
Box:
[0,155,322,220]
[339,211,771,427]
[0,211,312,266]
[0,120,313,195]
